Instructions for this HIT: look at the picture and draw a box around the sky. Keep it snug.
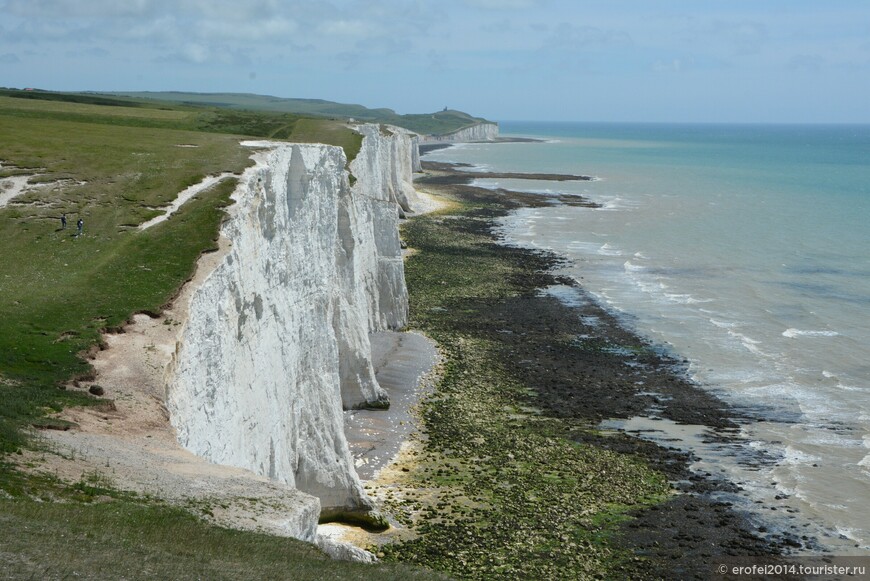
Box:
[1,0,869,123]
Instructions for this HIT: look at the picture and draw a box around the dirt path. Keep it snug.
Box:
[138,173,236,230]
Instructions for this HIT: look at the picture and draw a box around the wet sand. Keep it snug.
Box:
[345,331,439,481]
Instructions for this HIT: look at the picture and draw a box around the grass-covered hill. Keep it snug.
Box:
[1,88,365,156]
[0,88,364,453]
[0,90,443,579]
[98,90,491,136]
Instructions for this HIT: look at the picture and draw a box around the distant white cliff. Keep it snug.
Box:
[166,125,419,530]
[422,122,499,143]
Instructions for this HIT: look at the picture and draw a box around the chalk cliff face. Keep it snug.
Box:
[166,126,418,526]
[410,134,422,172]
[347,124,418,335]
[352,124,421,218]
[423,122,499,143]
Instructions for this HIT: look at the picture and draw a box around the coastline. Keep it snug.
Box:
[417,137,542,157]
[426,124,870,557]
[370,156,796,578]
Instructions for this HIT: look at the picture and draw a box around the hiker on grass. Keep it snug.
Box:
[61,213,67,229]
[77,218,83,236]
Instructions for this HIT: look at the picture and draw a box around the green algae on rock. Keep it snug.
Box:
[372,186,671,580]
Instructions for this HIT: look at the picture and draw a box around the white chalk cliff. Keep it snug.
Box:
[166,125,420,530]
[422,122,499,143]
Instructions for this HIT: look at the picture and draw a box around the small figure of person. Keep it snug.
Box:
[76,218,83,236]
[61,213,67,229]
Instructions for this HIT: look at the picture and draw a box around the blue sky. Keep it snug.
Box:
[1,0,868,123]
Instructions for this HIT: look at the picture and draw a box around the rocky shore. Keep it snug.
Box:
[371,160,797,579]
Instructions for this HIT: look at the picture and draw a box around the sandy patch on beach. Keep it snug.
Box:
[411,185,452,215]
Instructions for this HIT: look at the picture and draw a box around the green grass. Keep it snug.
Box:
[0,92,364,161]
[0,93,370,453]
[292,118,364,162]
[0,90,449,580]
[90,90,491,135]
[0,104,251,452]
[0,496,444,580]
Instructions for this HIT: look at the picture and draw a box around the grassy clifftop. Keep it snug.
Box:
[98,91,491,136]
[0,90,443,579]
[0,91,366,453]
[0,89,364,159]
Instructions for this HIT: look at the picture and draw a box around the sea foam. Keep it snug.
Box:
[783,328,840,339]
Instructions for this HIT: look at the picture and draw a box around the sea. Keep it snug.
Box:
[422,121,870,554]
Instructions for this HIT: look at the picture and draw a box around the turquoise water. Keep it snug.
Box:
[423,122,870,553]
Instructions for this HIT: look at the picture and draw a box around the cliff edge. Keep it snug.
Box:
[166,125,419,529]
[421,122,499,143]
[28,123,427,557]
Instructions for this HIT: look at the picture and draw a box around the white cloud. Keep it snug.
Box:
[198,16,298,41]
[652,58,683,73]
[464,0,540,9]
[156,42,252,66]
[709,20,768,55]
[65,47,110,58]
[543,23,633,52]
[788,54,825,72]
[125,16,180,44]
[2,0,868,123]
[0,0,161,18]
[318,19,377,39]
[182,43,209,64]
[4,18,90,42]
